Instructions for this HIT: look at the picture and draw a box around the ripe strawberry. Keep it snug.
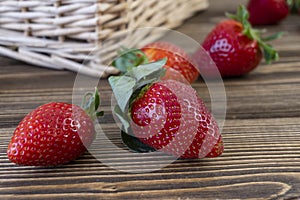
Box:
[112,42,199,84]
[199,5,281,77]
[248,0,289,25]
[141,42,199,83]
[109,59,223,158]
[130,80,223,158]
[7,89,103,166]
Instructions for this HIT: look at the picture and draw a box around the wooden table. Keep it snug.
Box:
[1,1,300,199]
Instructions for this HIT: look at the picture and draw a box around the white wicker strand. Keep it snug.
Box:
[0,6,19,13]
[0,1,54,8]
[0,12,53,19]
[67,32,97,41]
[0,17,22,23]
[55,3,89,14]
[18,47,64,70]
[71,4,97,14]
[52,54,118,78]
[32,27,94,37]
[53,15,93,26]
[62,0,100,4]
[29,4,97,15]
[0,46,61,70]
[1,23,56,31]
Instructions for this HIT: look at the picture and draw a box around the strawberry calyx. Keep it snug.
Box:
[287,0,294,6]
[226,5,282,64]
[109,58,167,132]
[290,0,300,13]
[81,87,104,121]
[121,129,156,153]
[112,46,149,73]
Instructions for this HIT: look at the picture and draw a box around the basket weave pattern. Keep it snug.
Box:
[0,0,208,77]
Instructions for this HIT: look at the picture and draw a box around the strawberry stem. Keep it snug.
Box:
[226,5,282,64]
[81,87,104,121]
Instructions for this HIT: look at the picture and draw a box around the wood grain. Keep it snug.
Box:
[1,0,300,199]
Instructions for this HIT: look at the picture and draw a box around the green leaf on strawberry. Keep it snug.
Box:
[109,58,167,113]
[81,87,104,120]
[109,58,167,134]
[109,75,136,113]
[226,5,282,64]
[112,47,149,73]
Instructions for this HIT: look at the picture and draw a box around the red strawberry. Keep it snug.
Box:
[109,59,223,159]
[130,80,223,158]
[248,0,289,25]
[7,89,103,166]
[199,5,281,77]
[141,42,199,83]
[112,42,199,84]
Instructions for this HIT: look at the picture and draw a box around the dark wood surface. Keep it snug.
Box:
[1,0,300,199]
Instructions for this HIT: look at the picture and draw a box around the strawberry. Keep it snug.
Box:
[7,89,103,166]
[247,0,290,25]
[109,59,223,158]
[112,42,199,84]
[130,80,223,158]
[141,42,199,83]
[199,5,281,77]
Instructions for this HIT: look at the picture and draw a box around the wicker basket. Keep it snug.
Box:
[0,0,209,77]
